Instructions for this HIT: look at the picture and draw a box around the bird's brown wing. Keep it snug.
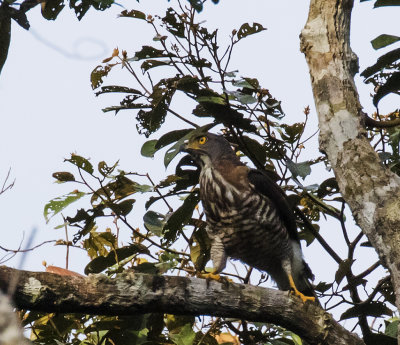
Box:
[247,169,299,243]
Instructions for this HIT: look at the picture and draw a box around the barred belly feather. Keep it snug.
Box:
[199,165,292,277]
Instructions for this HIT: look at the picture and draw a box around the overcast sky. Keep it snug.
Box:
[0,0,398,310]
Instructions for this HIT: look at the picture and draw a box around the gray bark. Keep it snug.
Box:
[301,0,400,342]
[0,266,363,345]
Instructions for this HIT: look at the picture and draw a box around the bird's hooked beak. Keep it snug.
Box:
[180,139,201,154]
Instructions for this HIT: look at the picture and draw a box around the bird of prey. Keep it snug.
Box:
[183,132,315,302]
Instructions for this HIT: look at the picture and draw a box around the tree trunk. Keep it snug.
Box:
[0,266,363,345]
[301,0,400,342]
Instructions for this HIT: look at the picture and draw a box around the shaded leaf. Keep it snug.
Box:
[236,22,266,41]
[132,45,176,61]
[374,0,400,7]
[141,59,170,72]
[372,34,400,50]
[52,171,75,182]
[340,301,392,320]
[373,71,400,106]
[335,259,354,285]
[162,7,185,38]
[44,191,86,223]
[95,85,143,96]
[286,160,312,180]
[143,211,166,236]
[118,9,146,20]
[109,198,136,216]
[41,0,65,20]
[317,177,339,198]
[136,78,179,137]
[361,48,400,79]
[164,192,199,242]
[84,243,150,274]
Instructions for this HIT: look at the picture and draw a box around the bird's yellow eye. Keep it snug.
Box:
[198,136,207,145]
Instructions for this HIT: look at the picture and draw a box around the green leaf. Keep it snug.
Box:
[141,59,170,72]
[240,136,267,165]
[66,154,94,174]
[41,0,65,20]
[118,9,146,20]
[91,64,112,90]
[361,48,400,79]
[98,160,119,177]
[109,198,136,216]
[84,244,150,274]
[286,160,311,180]
[371,34,400,50]
[373,71,400,106]
[374,0,400,7]
[164,124,215,168]
[236,22,266,41]
[141,140,158,158]
[164,192,199,242]
[170,324,196,345]
[52,171,75,182]
[340,301,392,320]
[196,95,226,105]
[335,259,354,285]
[136,78,179,137]
[94,85,143,96]
[143,211,166,236]
[385,318,399,338]
[162,7,185,38]
[132,46,175,61]
[156,129,193,150]
[44,191,85,223]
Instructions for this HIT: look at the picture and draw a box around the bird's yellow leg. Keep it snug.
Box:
[196,268,221,281]
[288,274,315,303]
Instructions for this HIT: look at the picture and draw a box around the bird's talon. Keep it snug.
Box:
[290,288,315,303]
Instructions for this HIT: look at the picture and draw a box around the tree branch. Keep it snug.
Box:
[0,266,363,345]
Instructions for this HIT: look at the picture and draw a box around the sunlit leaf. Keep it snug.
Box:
[170,323,196,345]
[44,191,85,223]
[66,154,94,174]
[141,140,158,158]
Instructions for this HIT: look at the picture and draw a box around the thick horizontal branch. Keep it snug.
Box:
[0,266,363,345]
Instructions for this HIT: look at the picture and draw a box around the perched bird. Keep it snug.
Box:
[183,132,315,302]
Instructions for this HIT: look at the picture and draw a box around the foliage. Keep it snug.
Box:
[15,1,399,344]
[361,1,400,106]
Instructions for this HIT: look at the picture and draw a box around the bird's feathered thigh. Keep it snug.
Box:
[199,159,309,292]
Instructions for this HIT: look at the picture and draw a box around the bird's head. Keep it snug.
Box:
[182,132,237,167]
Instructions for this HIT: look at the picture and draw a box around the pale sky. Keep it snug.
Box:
[0,0,398,324]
